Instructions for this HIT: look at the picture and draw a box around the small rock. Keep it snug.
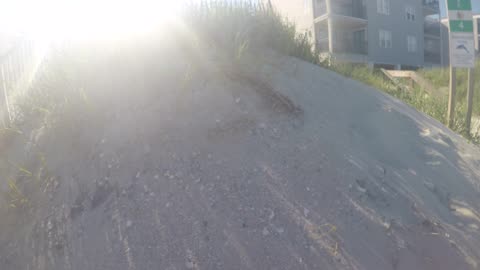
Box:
[267,209,275,220]
[53,180,59,189]
[185,261,195,269]
[126,220,133,228]
[144,144,151,154]
[47,221,53,231]
[154,174,159,180]
[262,227,270,236]
[303,208,310,217]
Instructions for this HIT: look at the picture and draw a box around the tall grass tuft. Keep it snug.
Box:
[182,0,319,64]
[329,63,479,143]
[180,0,478,142]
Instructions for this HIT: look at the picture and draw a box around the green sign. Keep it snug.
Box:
[450,20,474,32]
[447,0,472,11]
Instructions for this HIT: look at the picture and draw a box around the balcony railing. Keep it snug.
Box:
[333,5,366,19]
[346,41,368,55]
[314,1,327,17]
[314,0,366,19]
[424,51,441,64]
[317,40,368,55]
[423,0,439,11]
[424,21,440,37]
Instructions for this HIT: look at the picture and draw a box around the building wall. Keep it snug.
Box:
[366,0,424,67]
[270,0,443,68]
[268,0,316,41]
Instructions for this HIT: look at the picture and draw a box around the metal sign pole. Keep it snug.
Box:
[445,0,475,129]
[448,66,456,128]
[466,68,475,133]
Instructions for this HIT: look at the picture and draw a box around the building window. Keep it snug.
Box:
[407,36,417,52]
[405,6,415,21]
[379,30,392,48]
[377,0,390,15]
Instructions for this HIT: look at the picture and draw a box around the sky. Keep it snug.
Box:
[0,0,187,38]
[0,0,479,37]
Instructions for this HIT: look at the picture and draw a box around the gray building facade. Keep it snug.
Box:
[269,0,442,68]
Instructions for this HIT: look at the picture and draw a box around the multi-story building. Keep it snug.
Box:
[269,0,442,69]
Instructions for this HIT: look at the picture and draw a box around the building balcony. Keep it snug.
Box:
[424,51,441,65]
[424,20,441,38]
[318,41,367,55]
[423,0,439,16]
[316,27,368,61]
[314,0,367,25]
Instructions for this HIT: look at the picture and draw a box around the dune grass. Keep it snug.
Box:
[178,0,478,143]
[328,63,479,143]
[182,0,319,64]
[419,62,480,116]
[5,1,479,146]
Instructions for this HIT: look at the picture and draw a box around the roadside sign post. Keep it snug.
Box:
[446,0,475,130]
[448,66,456,128]
[1,65,11,128]
[466,68,475,132]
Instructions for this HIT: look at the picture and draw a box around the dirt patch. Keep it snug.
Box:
[225,67,303,117]
[0,128,19,153]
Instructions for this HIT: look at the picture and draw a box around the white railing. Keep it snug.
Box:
[0,39,45,128]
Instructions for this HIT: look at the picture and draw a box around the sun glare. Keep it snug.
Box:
[0,0,185,40]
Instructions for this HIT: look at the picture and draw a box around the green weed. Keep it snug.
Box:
[7,179,29,209]
[182,0,319,64]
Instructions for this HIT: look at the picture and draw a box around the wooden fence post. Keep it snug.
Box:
[466,68,475,134]
[447,66,456,128]
[1,65,11,128]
